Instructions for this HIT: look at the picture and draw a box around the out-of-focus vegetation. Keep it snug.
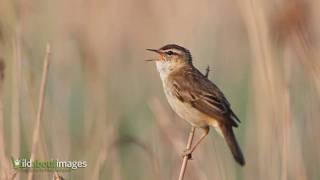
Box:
[0,0,320,179]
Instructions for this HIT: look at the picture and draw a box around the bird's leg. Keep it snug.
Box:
[182,126,210,159]
[204,65,210,78]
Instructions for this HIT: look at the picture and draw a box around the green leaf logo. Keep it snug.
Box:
[14,160,20,166]
[11,157,20,169]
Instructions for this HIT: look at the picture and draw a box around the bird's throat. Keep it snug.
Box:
[156,61,174,81]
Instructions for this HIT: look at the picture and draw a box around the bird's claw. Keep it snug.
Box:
[181,149,193,160]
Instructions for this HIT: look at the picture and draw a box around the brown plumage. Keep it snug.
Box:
[147,44,245,166]
[168,65,240,127]
[167,65,245,166]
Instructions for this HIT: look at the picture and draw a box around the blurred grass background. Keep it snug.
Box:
[0,0,320,179]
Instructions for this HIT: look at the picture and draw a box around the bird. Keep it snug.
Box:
[146,44,245,166]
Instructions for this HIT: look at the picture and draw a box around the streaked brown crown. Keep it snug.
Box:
[159,44,192,64]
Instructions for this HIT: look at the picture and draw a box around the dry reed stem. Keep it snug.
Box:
[110,147,122,180]
[19,44,51,179]
[91,125,116,180]
[239,0,288,179]
[0,59,9,179]
[178,127,195,180]
[27,43,51,180]
[53,172,64,180]
[272,2,310,179]
[11,38,21,158]
[10,172,17,180]
[293,33,320,98]
[11,37,21,180]
[276,4,311,179]
[149,98,207,179]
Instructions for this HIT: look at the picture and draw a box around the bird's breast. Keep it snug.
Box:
[162,79,213,128]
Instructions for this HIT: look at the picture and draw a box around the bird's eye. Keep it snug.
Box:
[166,51,174,55]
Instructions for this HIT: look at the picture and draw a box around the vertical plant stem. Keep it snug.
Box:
[11,37,21,163]
[178,127,195,180]
[27,43,51,180]
[11,37,21,180]
[239,0,285,178]
[0,59,9,178]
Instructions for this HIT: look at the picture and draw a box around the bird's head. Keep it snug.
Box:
[146,44,192,78]
[146,44,192,64]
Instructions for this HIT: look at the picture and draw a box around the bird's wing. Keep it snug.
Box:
[168,66,239,127]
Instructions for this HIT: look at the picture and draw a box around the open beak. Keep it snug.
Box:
[145,49,164,62]
[146,49,162,54]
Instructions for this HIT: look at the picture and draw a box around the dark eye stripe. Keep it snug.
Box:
[166,50,178,55]
[166,51,173,55]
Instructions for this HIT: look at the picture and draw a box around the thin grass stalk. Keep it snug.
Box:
[27,43,51,180]
[0,59,9,178]
[239,0,288,179]
[11,37,21,180]
[178,127,195,180]
[149,98,208,179]
[11,36,20,157]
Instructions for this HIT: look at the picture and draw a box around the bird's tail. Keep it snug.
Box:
[220,124,245,166]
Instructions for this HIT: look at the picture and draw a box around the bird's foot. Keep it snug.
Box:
[181,149,193,160]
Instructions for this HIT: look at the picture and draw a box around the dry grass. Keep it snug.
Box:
[178,127,195,180]
[28,44,51,180]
